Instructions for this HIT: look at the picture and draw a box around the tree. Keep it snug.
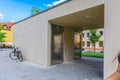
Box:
[0,26,6,45]
[31,7,40,16]
[89,29,101,53]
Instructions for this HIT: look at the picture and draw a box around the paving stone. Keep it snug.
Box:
[0,49,103,80]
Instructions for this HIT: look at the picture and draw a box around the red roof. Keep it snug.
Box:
[0,22,13,30]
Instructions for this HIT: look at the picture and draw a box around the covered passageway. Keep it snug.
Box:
[49,4,104,65]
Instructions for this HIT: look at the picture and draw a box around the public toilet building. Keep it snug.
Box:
[13,0,120,79]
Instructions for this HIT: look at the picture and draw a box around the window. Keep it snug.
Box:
[74,36,77,40]
[82,42,85,47]
[3,25,7,29]
[87,32,90,37]
[99,31,103,36]
[99,41,103,47]
[87,41,90,47]
[82,33,84,37]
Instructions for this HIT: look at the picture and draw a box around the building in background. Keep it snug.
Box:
[82,29,104,52]
[74,28,104,52]
[0,22,13,47]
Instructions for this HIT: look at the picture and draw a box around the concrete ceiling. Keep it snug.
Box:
[49,4,104,30]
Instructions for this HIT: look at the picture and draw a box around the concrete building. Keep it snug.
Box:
[12,0,120,79]
[13,0,104,68]
[104,0,120,79]
[13,0,104,67]
[13,0,104,66]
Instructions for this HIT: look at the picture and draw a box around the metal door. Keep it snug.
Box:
[51,25,64,65]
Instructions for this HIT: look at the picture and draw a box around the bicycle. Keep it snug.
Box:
[9,46,23,62]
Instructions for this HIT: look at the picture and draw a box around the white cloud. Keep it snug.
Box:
[46,4,53,7]
[45,0,66,7]
[10,20,15,23]
[0,13,4,19]
[53,0,66,5]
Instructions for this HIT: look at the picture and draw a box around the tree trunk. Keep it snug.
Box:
[92,43,96,54]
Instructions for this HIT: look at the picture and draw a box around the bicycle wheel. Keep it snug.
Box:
[18,53,23,62]
[9,52,18,60]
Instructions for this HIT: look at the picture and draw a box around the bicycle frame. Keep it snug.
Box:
[9,46,23,62]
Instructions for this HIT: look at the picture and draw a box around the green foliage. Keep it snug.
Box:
[89,29,101,53]
[74,50,81,56]
[74,50,103,58]
[31,7,40,16]
[89,29,101,43]
[82,52,104,58]
[0,26,6,42]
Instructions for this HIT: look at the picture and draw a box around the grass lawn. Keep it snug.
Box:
[74,50,104,58]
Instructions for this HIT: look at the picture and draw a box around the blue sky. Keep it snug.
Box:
[0,0,66,22]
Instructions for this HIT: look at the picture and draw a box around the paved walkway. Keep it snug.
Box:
[0,49,103,80]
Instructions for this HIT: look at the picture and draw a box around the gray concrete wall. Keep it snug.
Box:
[13,0,104,67]
[47,0,104,20]
[63,27,74,62]
[104,0,120,78]
[13,17,49,66]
